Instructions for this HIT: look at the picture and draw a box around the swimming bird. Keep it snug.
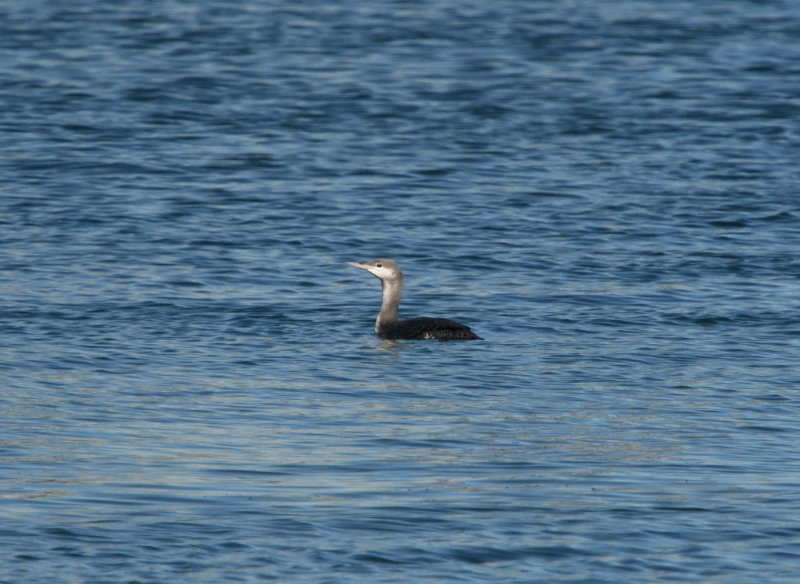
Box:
[347,258,481,340]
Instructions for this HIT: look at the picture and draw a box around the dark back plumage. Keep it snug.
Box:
[385,317,481,341]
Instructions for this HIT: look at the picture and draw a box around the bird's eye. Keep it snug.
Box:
[376,263,382,267]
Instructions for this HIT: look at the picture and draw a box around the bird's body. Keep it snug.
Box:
[346,258,481,341]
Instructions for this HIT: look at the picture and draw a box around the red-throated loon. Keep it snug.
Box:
[346,259,481,341]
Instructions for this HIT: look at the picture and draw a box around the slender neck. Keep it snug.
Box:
[376,275,403,334]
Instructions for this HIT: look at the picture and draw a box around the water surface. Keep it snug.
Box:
[2,1,800,582]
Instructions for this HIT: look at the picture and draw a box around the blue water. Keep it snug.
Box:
[2,1,800,582]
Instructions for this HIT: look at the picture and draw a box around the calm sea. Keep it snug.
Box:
[2,1,799,582]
